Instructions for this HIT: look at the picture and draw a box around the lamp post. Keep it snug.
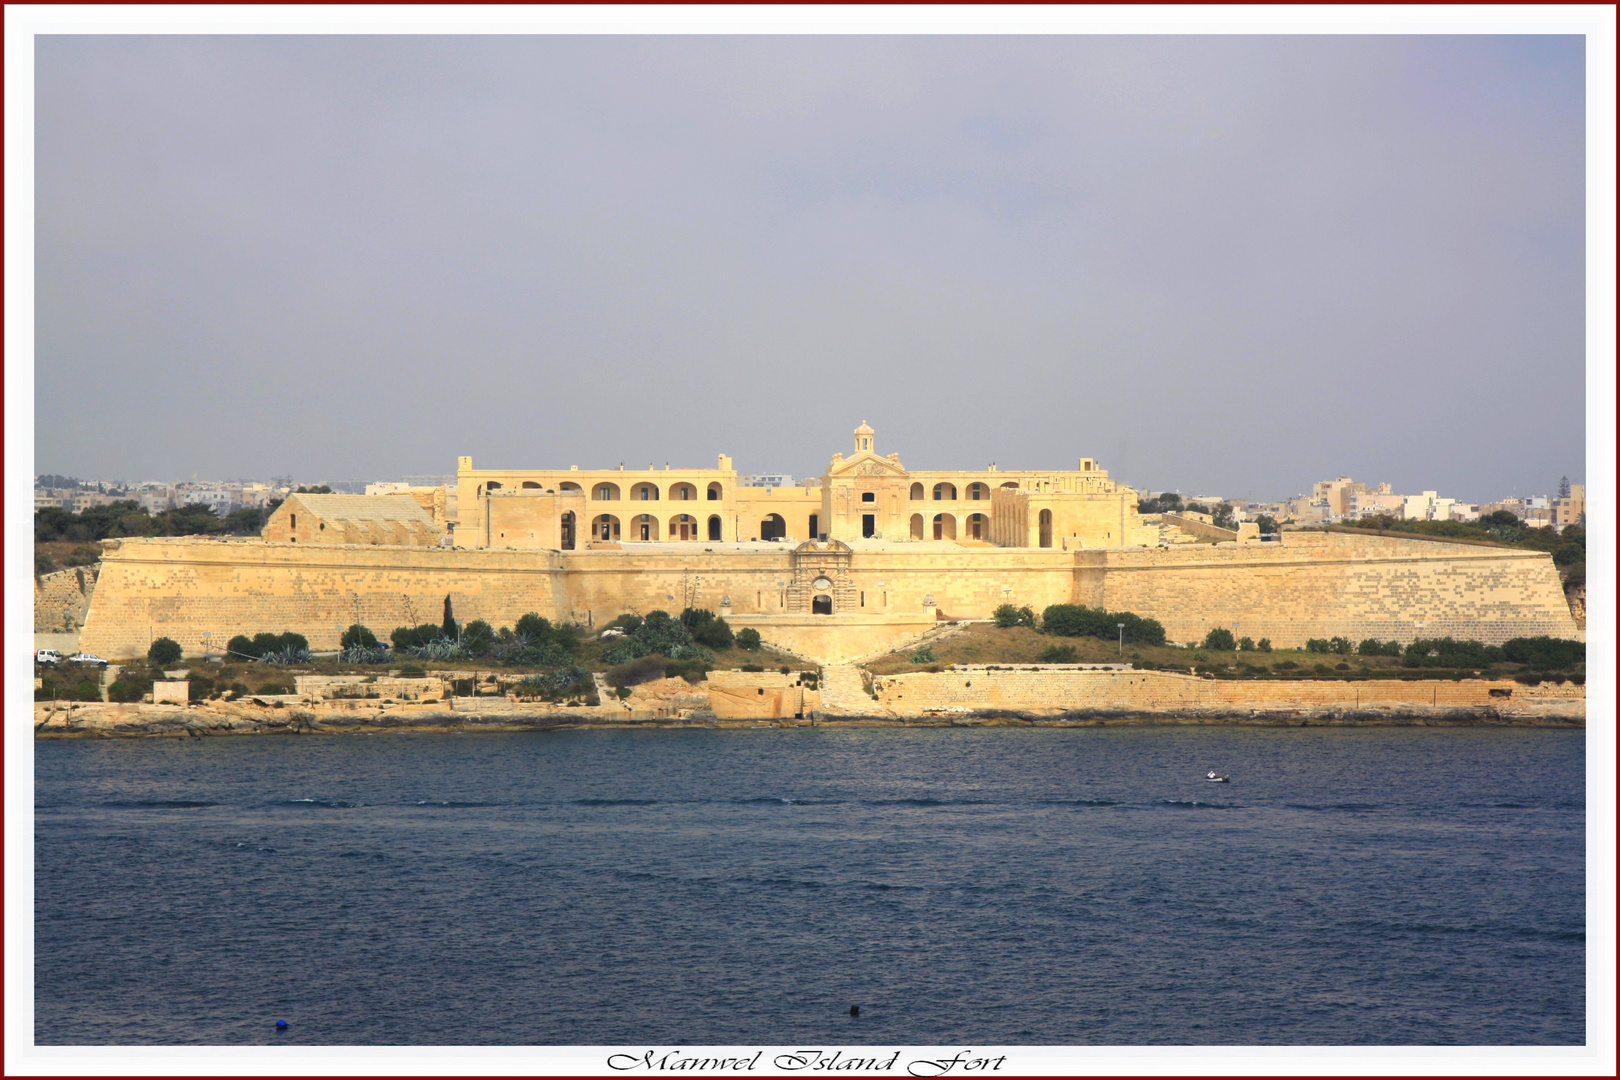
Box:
[1117,623,1125,658]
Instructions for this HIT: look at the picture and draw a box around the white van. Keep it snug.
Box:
[34,649,63,665]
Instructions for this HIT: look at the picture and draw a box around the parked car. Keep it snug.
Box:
[34,649,63,665]
[67,652,108,667]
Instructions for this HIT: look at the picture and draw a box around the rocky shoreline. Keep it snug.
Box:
[33,697,1584,738]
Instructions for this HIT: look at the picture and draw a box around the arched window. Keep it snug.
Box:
[669,514,698,541]
[522,480,542,489]
[967,512,987,540]
[1039,509,1053,548]
[933,482,957,501]
[593,483,620,501]
[760,514,786,541]
[707,515,722,541]
[707,482,723,501]
[910,513,924,540]
[1000,481,1019,489]
[671,483,697,501]
[591,514,621,541]
[634,484,660,501]
[933,513,956,540]
[968,482,988,500]
[909,482,925,501]
[633,513,660,541]
[559,481,582,494]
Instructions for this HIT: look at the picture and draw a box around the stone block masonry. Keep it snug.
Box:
[79,530,1578,661]
[34,566,97,632]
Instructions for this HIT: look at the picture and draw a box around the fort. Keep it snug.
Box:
[77,423,1579,663]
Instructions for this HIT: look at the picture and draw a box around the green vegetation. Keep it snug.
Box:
[1042,604,1167,646]
[225,631,310,661]
[736,627,762,651]
[147,637,183,666]
[1038,644,1078,663]
[34,661,104,702]
[993,604,1037,628]
[680,607,735,650]
[340,624,379,649]
[1202,628,1236,651]
[911,646,937,663]
[1337,516,1585,592]
[602,610,710,665]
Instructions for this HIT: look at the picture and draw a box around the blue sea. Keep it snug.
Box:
[34,725,1584,1045]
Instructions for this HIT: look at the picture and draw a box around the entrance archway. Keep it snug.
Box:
[910,513,924,540]
[707,515,723,541]
[760,514,786,541]
[592,514,621,541]
[635,513,661,541]
[669,514,698,541]
[933,513,956,540]
[967,512,987,540]
[812,595,833,615]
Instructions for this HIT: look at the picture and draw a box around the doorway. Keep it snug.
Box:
[812,595,833,615]
[862,514,875,538]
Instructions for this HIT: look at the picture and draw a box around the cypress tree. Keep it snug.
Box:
[442,595,456,639]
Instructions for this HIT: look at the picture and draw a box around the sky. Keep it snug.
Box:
[33,34,1587,502]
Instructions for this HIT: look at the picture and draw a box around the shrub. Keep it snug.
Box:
[736,627,762,651]
[607,656,672,687]
[993,604,1036,629]
[1257,638,1272,653]
[1403,638,1502,668]
[227,635,257,659]
[1238,637,1255,652]
[516,613,553,646]
[1305,639,1330,654]
[65,544,100,567]
[681,608,735,650]
[147,637,183,666]
[1202,628,1236,652]
[779,665,791,675]
[602,610,712,665]
[462,620,496,658]
[35,551,59,575]
[607,613,644,634]
[1328,636,1354,656]
[741,663,764,672]
[107,677,152,703]
[340,624,379,650]
[1501,636,1584,669]
[911,646,937,663]
[1358,639,1402,657]
[1041,604,1166,646]
[1039,644,1078,663]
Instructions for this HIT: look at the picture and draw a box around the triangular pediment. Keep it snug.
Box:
[826,451,907,478]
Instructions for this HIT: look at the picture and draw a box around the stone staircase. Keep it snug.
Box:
[817,664,877,716]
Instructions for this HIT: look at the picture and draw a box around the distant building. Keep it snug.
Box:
[262,493,447,547]
[739,473,794,489]
[1553,485,1585,530]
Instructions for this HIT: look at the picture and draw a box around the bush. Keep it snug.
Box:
[601,610,712,665]
[911,646,937,663]
[606,655,671,688]
[1305,639,1330,654]
[1041,604,1166,646]
[462,620,496,658]
[1237,637,1255,652]
[340,624,379,650]
[391,623,444,651]
[227,634,256,659]
[741,663,764,672]
[1501,636,1584,669]
[1402,637,1501,668]
[607,613,644,634]
[107,677,151,703]
[736,627,762,651]
[1202,628,1236,652]
[35,551,59,575]
[1257,638,1272,653]
[1039,644,1078,663]
[147,637,183,666]
[516,612,553,646]
[1358,639,1402,657]
[1328,636,1353,656]
[681,608,735,650]
[993,604,1036,629]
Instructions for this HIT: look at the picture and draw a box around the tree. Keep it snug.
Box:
[148,637,183,666]
[515,613,553,646]
[442,595,456,640]
[224,507,268,535]
[462,620,495,657]
[1255,515,1278,534]
[1558,476,1571,499]
[1212,503,1237,530]
[1480,509,1520,527]
[1202,628,1236,652]
[340,624,379,649]
[295,485,333,494]
[736,627,762,651]
[993,604,1035,628]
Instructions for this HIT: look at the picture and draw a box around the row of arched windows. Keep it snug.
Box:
[907,481,1014,501]
[478,480,725,501]
[589,513,726,542]
[907,512,989,540]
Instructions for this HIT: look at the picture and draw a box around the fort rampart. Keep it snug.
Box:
[78,531,1577,661]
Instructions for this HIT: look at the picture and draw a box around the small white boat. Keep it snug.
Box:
[1205,770,1230,783]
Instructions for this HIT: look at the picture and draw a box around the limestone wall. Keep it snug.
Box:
[81,538,571,659]
[867,666,1583,719]
[1077,532,1577,646]
[34,566,97,632]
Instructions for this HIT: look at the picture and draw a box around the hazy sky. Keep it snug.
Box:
[34,35,1585,501]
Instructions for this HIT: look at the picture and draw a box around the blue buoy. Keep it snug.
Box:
[275,1020,288,1030]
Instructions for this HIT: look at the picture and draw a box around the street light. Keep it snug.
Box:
[1117,623,1126,658]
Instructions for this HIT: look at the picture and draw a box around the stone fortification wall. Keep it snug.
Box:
[1076,532,1577,647]
[867,666,1583,719]
[34,566,97,632]
[80,538,570,659]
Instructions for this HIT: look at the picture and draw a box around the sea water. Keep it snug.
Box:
[34,725,1584,1045]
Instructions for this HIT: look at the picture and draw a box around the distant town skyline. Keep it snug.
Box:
[34,36,1586,503]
